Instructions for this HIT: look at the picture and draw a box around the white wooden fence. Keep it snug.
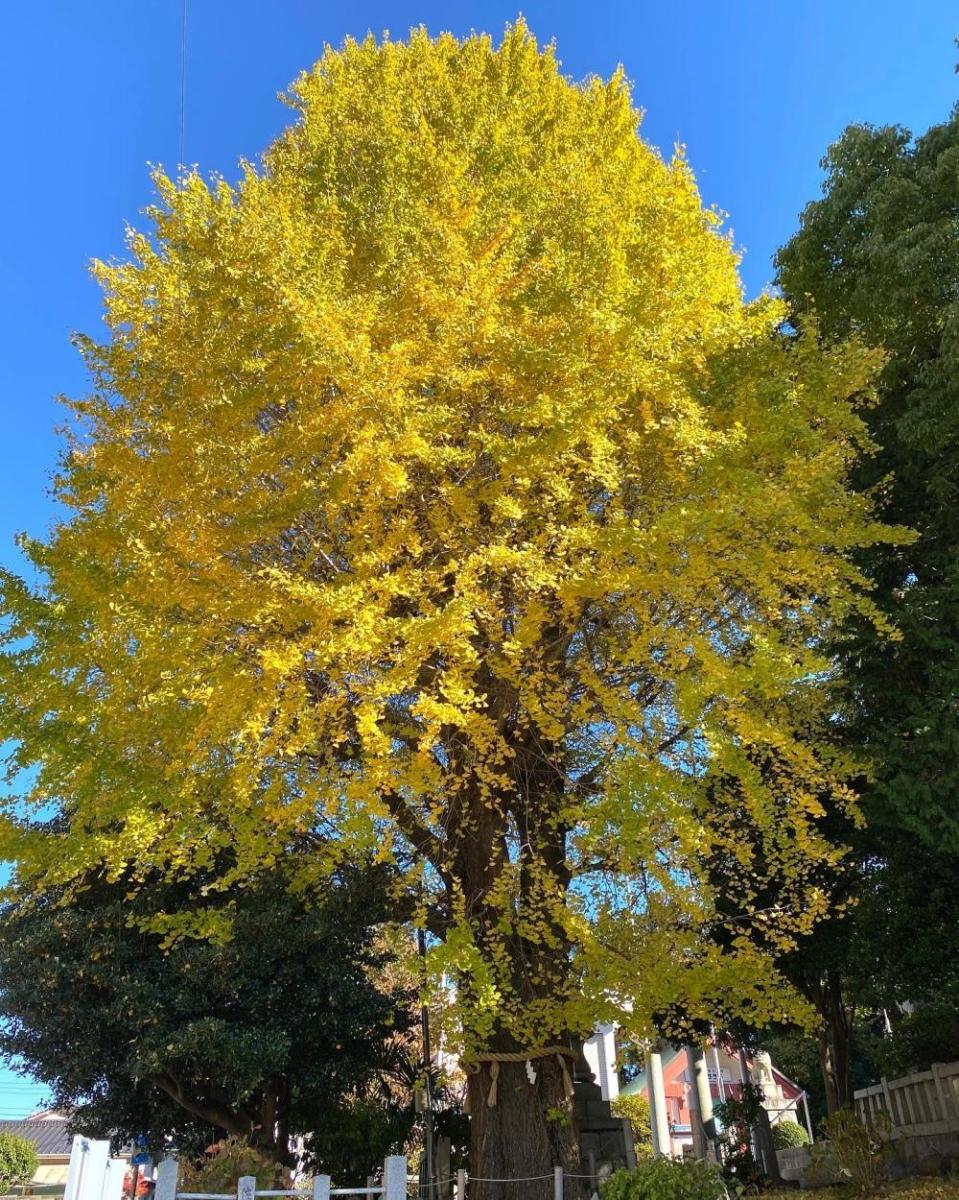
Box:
[63,1137,128,1200]
[155,1156,408,1200]
[855,1061,959,1136]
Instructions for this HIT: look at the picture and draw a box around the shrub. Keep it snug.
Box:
[179,1137,287,1191]
[601,1158,727,1200]
[0,1133,38,1190]
[770,1120,810,1150]
[611,1093,653,1157]
[715,1081,764,1187]
[819,1107,891,1194]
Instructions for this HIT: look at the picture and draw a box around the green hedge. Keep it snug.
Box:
[601,1158,727,1200]
[0,1134,38,1190]
[771,1120,810,1150]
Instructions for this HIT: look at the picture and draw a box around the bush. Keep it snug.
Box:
[819,1107,891,1195]
[770,1120,810,1150]
[179,1137,287,1191]
[715,1081,764,1187]
[601,1158,727,1200]
[0,1133,38,1189]
[611,1093,653,1157]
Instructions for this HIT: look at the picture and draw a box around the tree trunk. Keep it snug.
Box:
[753,1107,783,1184]
[467,1050,583,1200]
[816,968,853,1115]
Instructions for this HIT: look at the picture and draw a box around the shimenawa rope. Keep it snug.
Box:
[463,1046,576,1108]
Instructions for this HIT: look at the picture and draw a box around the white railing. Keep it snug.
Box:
[855,1061,959,1136]
[156,1156,407,1200]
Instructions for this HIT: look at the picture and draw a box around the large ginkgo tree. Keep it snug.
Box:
[0,24,894,1194]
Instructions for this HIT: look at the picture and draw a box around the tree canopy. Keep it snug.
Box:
[0,23,894,1187]
[777,106,959,851]
[770,101,959,1111]
[0,862,415,1179]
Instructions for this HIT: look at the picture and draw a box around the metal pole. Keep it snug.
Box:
[553,1165,563,1200]
[417,929,434,1200]
[802,1092,814,1143]
[456,1169,467,1199]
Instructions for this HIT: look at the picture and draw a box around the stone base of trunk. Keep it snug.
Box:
[573,1077,636,1188]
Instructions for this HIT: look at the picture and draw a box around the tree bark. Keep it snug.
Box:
[151,1072,294,1167]
[815,968,854,1115]
[467,1050,583,1200]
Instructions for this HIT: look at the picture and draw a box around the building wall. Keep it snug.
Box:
[34,1157,72,1186]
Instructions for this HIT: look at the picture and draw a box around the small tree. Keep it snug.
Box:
[0,1133,38,1191]
[610,1093,652,1157]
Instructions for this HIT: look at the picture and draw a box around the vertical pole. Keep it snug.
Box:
[691,1045,718,1150]
[154,1160,178,1200]
[801,1093,814,1143]
[237,1177,256,1200]
[104,1160,128,1200]
[417,929,434,1199]
[646,1056,662,1159]
[710,1035,726,1104]
[383,1155,407,1200]
[553,1165,563,1200]
[456,1168,467,1199]
[737,1046,758,1163]
[648,1047,671,1158]
[312,1177,331,1200]
[685,1046,708,1160]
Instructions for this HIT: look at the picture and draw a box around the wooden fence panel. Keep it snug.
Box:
[855,1061,959,1137]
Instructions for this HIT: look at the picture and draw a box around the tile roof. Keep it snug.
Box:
[0,1119,72,1157]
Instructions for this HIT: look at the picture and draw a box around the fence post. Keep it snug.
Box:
[456,1168,467,1198]
[103,1159,127,1200]
[312,1177,331,1200]
[155,1159,179,1200]
[383,1155,406,1200]
[238,1176,257,1200]
[553,1165,563,1200]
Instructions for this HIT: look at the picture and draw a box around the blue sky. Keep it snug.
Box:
[0,0,955,1118]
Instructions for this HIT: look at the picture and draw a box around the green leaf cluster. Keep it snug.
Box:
[0,1133,38,1190]
[601,1159,726,1200]
[0,860,415,1179]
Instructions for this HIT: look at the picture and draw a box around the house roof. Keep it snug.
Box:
[618,1047,803,1100]
[620,1049,683,1096]
[0,1118,72,1157]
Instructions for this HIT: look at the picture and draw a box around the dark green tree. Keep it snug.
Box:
[772,97,959,1110]
[0,861,417,1180]
[777,106,959,852]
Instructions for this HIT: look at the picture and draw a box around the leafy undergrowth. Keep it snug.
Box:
[764,1179,959,1200]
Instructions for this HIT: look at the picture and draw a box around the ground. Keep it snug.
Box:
[765,1180,959,1200]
